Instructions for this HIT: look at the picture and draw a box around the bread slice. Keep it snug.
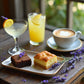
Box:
[34,51,57,69]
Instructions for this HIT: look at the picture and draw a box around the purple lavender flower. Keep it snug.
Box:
[78,51,82,56]
[52,76,60,82]
[1,58,4,62]
[70,52,74,54]
[68,60,73,64]
[75,56,79,61]
[1,57,6,62]
[56,63,60,66]
[68,66,72,70]
[52,76,57,79]
[81,47,84,52]
[54,63,60,67]
[74,52,78,56]
[56,76,60,79]
[61,77,66,82]
[72,63,75,66]
[19,54,22,58]
[49,68,53,71]
[52,64,55,68]
[72,58,76,62]
[49,63,60,70]
[41,80,48,84]
[71,65,75,69]
[76,49,80,52]
[19,52,25,58]
[74,56,76,58]
[22,79,27,82]
[1,16,8,20]
[56,78,61,82]
[79,56,83,60]
[53,63,57,67]
[64,73,68,77]
[54,76,66,82]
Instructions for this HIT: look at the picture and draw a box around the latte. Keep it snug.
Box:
[53,28,81,48]
[54,29,75,38]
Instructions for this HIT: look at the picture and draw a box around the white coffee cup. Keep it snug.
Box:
[53,28,81,48]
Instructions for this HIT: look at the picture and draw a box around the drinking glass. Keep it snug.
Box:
[4,19,27,55]
[28,13,46,45]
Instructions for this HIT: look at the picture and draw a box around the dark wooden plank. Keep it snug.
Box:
[0,29,11,42]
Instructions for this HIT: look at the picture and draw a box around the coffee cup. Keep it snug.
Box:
[53,28,81,48]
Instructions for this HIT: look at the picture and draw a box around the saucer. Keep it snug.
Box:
[47,37,82,52]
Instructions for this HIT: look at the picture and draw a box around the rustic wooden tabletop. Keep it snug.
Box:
[0,28,84,84]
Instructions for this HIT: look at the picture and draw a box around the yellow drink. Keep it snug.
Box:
[28,13,46,45]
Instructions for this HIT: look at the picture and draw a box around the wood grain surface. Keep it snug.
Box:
[0,28,84,84]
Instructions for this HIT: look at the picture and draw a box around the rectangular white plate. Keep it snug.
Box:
[1,50,65,77]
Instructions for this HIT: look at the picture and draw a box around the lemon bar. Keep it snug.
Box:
[34,51,57,69]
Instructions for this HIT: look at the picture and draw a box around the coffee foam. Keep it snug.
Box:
[59,31,71,36]
[54,29,75,38]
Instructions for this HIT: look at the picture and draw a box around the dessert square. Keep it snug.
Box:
[34,51,57,69]
[11,52,31,68]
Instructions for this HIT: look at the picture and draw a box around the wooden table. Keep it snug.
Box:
[0,28,84,84]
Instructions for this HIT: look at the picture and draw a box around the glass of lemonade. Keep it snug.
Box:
[28,13,46,45]
[4,19,27,55]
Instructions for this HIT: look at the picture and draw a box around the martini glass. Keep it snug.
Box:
[4,19,27,55]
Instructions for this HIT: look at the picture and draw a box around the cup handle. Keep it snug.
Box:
[76,31,81,39]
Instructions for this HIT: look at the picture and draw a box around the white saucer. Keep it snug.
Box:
[47,37,82,52]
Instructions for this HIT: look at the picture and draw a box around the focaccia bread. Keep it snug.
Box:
[34,51,57,69]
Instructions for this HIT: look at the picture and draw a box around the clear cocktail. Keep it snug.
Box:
[2,18,27,55]
[28,13,46,45]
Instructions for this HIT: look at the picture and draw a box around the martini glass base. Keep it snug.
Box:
[8,47,25,55]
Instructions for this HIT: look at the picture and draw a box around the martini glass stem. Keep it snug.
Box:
[13,37,19,52]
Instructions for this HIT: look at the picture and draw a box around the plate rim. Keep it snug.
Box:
[47,37,83,52]
[1,50,65,77]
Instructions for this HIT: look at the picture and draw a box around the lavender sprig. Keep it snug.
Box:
[41,76,66,84]
[70,46,84,56]
[49,63,60,71]
[1,16,8,20]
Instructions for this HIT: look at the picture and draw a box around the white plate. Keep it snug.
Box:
[1,50,65,77]
[47,37,82,52]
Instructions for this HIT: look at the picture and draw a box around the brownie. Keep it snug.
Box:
[11,53,31,68]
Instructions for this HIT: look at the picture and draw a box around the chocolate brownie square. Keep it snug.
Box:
[11,53,31,68]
